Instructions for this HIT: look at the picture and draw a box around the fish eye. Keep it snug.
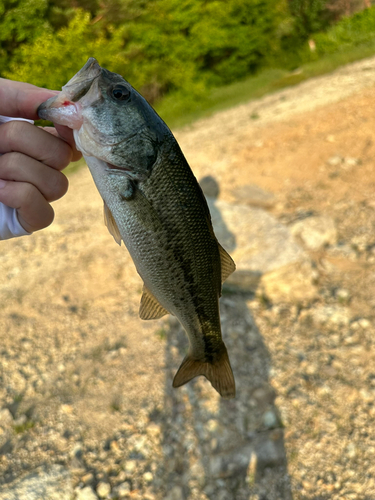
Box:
[111,85,130,101]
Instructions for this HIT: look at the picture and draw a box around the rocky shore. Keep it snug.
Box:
[1,56,375,499]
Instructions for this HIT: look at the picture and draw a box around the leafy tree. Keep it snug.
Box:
[313,3,375,55]
[97,0,149,26]
[0,0,49,72]
[5,10,127,89]
[0,0,48,45]
[5,0,290,105]
[288,0,331,40]
[123,0,289,100]
[325,0,371,21]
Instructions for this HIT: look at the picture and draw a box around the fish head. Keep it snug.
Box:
[38,58,167,179]
[38,58,101,129]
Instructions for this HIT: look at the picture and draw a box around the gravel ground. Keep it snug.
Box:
[1,56,375,499]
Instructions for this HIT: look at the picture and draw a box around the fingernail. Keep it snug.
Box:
[0,179,7,189]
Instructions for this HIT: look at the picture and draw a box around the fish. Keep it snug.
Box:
[38,58,236,398]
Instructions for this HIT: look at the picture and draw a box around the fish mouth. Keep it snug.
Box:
[63,57,102,101]
[38,58,102,127]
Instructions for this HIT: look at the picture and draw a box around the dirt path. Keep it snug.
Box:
[1,56,375,499]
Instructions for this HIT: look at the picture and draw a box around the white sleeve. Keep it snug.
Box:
[0,203,31,240]
[0,115,35,240]
[0,115,34,125]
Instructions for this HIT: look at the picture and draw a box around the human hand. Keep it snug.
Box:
[0,78,82,236]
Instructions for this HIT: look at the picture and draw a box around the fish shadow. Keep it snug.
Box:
[199,175,237,253]
[154,294,293,500]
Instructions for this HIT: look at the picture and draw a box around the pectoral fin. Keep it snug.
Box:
[104,202,122,245]
[139,285,169,320]
[219,243,236,283]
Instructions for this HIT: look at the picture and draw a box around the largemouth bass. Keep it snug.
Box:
[38,58,236,398]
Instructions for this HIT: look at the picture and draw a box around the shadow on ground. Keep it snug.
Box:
[155,295,292,500]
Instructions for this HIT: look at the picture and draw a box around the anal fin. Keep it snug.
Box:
[104,201,122,245]
[172,343,235,399]
[219,243,236,283]
[139,285,169,320]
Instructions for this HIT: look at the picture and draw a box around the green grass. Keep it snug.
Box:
[155,328,167,341]
[13,420,35,434]
[155,39,375,129]
[64,39,375,176]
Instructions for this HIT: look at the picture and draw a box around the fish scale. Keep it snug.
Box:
[155,156,218,328]
[38,57,236,398]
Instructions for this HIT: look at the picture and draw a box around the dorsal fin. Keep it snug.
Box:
[104,202,122,246]
[219,243,236,283]
[139,285,169,320]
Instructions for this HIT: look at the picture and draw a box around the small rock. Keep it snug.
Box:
[0,408,13,427]
[143,472,153,483]
[246,452,257,484]
[143,492,156,500]
[124,460,137,473]
[347,443,357,458]
[0,465,73,500]
[216,491,230,500]
[0,439,13,455]
[327,155,342,166]
[165,486,184,500]
[116,482,131,497]
[96,482,111,498]
[336,288,350,304]
[255,434,286,471]
[70,444,83,459]
[344,157,360,167]
[146,423,161,438]
[110,440,121,454]
[290,215,337,251]
[133,435,147,451]
[358,318,371,329]
[76,486,98,500]
[359,389,372,402]
[262,410,279,429]
[327,242,357,260]
[116,471,127,483]
[81,473,94,485]
[302,480,313,490]
[61,404,74,415]
[251,384,275,404]
[232,184,276,209]
[260,259,317,303]
[13,414,27,428]
[310,305,350,326]
[206,419,219,433]
[208,199,316,301]
[350,235,368,252]
[209,455,222,477]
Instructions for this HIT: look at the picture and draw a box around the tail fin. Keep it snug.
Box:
[172,344,235,399]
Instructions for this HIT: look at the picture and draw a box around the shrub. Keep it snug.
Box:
[5,10,127,89]
[313,5,375,56]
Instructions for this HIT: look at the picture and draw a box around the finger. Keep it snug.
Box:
[0,152,68,202]
[0,78,59,120]
[0,120,73,170]
[0,179,54,233]
[46,124,82,162]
